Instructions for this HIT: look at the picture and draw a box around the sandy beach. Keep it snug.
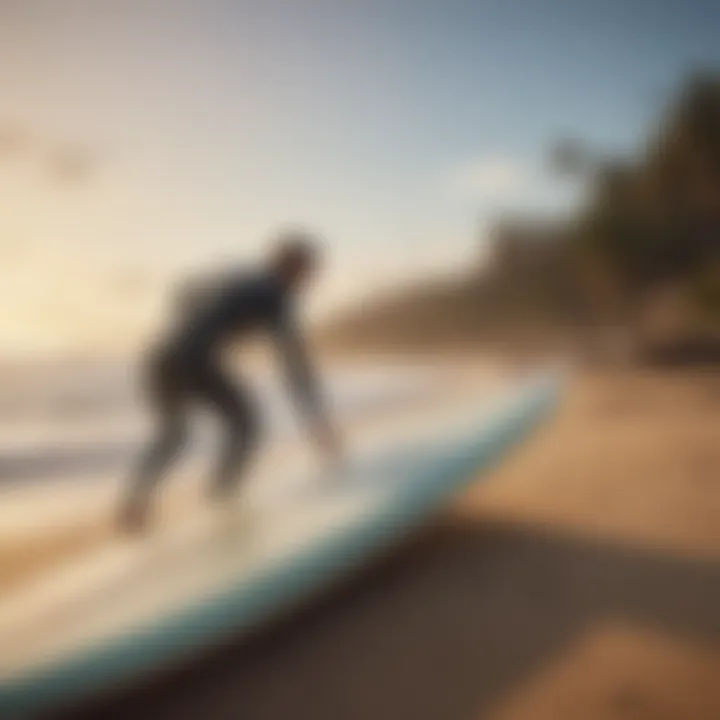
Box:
[23,366,711,720]
[1,366,719,719]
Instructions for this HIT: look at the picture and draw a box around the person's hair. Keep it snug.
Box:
[271,230,320,274]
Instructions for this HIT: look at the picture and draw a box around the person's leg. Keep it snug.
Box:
[198,363,261,501]
[119,354,189,532]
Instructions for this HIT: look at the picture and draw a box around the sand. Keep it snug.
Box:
[5,368,720,719]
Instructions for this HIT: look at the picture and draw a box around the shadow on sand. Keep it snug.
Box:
[55,516,720,720]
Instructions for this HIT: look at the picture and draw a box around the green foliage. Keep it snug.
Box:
[570,72,720,319]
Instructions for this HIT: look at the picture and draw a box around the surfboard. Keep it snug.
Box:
[0,369,562,718]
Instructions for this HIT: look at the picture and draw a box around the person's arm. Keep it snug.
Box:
[173,268,235,318]
[273,310,341,460]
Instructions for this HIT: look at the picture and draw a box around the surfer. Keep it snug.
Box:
[119,230,341,533]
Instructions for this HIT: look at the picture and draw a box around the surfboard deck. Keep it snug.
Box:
[0,370,562,718]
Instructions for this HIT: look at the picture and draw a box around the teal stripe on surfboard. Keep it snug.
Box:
[0,372,562,718]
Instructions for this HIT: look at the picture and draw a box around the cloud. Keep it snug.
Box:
[446,156,528,201]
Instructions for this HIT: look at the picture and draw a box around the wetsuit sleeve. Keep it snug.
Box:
[272,308,324,423]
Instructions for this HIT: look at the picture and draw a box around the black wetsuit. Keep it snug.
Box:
[127,268,321,508]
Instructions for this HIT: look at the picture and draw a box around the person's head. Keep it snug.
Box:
[270,229,322,291]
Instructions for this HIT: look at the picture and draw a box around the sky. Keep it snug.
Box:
[1,0,720,355]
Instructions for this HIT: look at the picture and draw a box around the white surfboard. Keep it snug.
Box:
[0,370,561,718]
